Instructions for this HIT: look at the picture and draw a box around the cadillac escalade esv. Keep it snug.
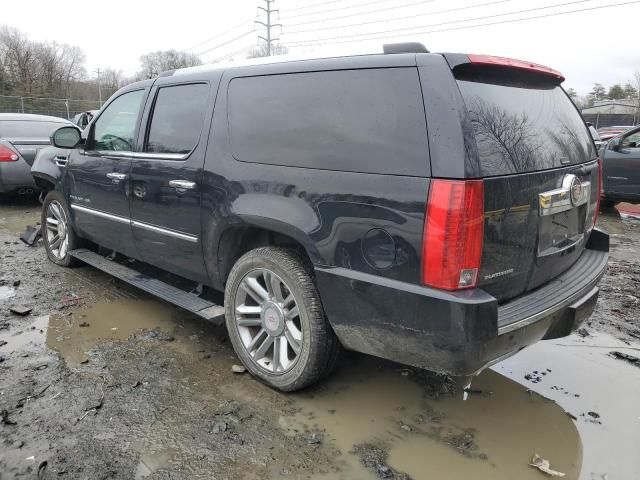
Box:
[32,43,609,391]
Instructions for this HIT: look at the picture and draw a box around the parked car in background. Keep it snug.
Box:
[33,44,608,391]
[598,125,634,142]
[0,113,73,196]
[72,110,98,130]
[600,125,640,207]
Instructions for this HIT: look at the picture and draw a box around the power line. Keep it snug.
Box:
[288,0,639,47]
[195,30,256,56]
[208,45,255,64]
[282,0,513,35]
[186,16,257,51]
[283,0,343,14]
[282,0,434,22]
[286,0,597,44]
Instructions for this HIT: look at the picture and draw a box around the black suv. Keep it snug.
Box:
[32,44,609,391]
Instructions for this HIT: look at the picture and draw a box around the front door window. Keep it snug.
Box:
[92,90,144,152]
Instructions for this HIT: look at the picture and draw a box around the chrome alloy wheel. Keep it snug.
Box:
[45,200,69,260]
[234,269,303,373]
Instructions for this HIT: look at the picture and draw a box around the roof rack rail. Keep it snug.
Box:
[383,42,429,54]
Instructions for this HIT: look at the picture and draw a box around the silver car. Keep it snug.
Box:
[0,113,73,195]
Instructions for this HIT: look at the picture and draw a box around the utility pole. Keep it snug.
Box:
[95,68,103,106]
[255,0,281,56]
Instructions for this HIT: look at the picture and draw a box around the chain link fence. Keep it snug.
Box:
[0,95,101,121]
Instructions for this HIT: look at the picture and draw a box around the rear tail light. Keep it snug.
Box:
[422,179,484,290]
[593,158,603,226]
[0,144,19,162]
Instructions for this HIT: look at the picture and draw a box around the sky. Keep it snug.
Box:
[2,0,639,96]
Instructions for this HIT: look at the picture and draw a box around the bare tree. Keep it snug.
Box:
[0,26,37,95]
[247,43,288,59]
[138,49,202,79]
[99,68,125,97]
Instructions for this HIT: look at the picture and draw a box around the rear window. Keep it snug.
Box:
[228,68,429,176]
[456,75,595,176]
[0,121,67,139]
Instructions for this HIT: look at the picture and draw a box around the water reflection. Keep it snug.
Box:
[284,356,582,480]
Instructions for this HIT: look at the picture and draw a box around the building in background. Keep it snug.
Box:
[582,99,638,129]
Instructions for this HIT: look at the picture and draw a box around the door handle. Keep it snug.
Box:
[106,172,127,184]
[169,180,196,191]
[54,155,68,167]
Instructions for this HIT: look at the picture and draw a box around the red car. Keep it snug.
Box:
[598,126,634,142]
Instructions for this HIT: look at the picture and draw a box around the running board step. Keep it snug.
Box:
[69,248,225,323]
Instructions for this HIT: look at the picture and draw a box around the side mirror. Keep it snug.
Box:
[609,137,621,152]
[51,126,82,149]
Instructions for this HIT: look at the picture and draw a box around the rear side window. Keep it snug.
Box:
[228,68,428,176]
[457,75,595,176]
[145,83,209,155]
[0,121,68,139]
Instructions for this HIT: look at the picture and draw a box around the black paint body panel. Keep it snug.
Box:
[317,230,608,375]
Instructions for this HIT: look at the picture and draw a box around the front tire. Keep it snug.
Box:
[224,247,342,391]
[41,191,79,267]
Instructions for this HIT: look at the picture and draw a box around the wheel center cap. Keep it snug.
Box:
[261,302,285,336]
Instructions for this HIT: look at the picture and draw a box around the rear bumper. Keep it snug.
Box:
[0,158,36,192]
[316,229,609,376]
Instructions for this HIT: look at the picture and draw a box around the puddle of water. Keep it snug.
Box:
[134,447,179,479]
[44,299,185,366]
[283,358,581,480]
[497,331,640,479]
[1,315,50,351]
[0,285,16,301]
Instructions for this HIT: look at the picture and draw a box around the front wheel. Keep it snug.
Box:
[224,247,342,391]
[41,191,79,267]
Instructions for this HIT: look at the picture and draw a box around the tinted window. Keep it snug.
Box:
[621,131,640,148]
[0,121,68,139]
[228,68,428,176]
[93,90,144,151]
[146,83,209,155]
[457,77,595,175]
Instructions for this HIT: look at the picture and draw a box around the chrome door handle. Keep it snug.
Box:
[106,172,127,184]
[54,155,68,167]
[169,180,196,191]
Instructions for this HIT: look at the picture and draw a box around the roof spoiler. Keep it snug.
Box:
[444,53,565,83]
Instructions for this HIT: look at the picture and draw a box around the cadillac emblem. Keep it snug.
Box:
[569,175,583,206]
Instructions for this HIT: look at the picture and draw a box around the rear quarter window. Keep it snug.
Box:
[456,75,595,176]
[227,68,429,176]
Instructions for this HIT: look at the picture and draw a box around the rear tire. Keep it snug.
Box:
[41,191,79,267]
[224,247,342,391]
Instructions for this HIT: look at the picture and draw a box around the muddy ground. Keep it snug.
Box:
[1,196,639,480]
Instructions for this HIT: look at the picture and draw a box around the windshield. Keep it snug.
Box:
[457,76,595,176]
